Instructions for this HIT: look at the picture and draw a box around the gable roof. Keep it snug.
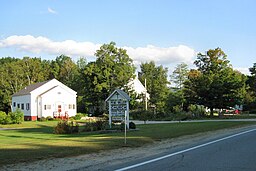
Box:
[126,77,150,99]
[105,89,131,102]
[12,80,51,96]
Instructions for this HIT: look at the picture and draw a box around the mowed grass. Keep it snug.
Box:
[0,121,255,166]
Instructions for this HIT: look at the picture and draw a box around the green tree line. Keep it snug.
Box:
[1,43,256,117]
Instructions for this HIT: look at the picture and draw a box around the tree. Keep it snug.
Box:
[48,55,87,113]
[21,57,50,85]
[51,55,80,88]
[83,42,136,115]
[139,61,170,116]
[184,48,246,117]
[0,57,52,113]
[0,60,27,112]
[169,63,189,111]
[166,89,186,113]
[171,63,189,89]
[0,57,19,65]
[244,63,256,110]
[73,57,88,113]
[247,63,256,95]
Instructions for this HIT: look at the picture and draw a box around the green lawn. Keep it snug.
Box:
[0,121,255,166]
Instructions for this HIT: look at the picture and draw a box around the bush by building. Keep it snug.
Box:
[0,109,24,124]
[0,111,7,124]
[9,109,24,124]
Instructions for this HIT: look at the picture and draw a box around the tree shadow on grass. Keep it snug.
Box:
[0,142,102,167]
[0,136,146,167]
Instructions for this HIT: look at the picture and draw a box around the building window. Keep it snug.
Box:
[26,103,30,110]
[13,102,16,107]
[44,105,51,110]
[68,104,72,109]
[73,104,75,109]
[17,104,20,108]
[21,104,24,110]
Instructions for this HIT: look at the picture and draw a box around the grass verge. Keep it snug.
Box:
[0,121,255,166]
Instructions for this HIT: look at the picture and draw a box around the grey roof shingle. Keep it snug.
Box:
[116,89,131,100]
[105,89,131,101]
[12,80,51,96]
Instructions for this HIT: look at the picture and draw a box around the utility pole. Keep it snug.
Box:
[145,78,148,111]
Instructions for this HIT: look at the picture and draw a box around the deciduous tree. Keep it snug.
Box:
[139,61,170,116]
[83,42,136,115]
[171,63,189,89]
[184,48,246,117]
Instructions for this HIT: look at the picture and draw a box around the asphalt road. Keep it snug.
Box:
[111,128,256,171]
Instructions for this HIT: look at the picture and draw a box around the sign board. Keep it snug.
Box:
[105,89,130,128]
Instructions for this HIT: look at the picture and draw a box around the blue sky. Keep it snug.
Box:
[1,0,256,74]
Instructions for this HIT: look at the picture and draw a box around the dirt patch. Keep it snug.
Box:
[1,125,255,171]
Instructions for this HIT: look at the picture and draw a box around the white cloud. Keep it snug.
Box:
[0,35,196,65]
[125,45,196,65]
[47,7,57,14]
[0,35,100,57]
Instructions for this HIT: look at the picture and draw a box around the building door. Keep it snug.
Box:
[58,105,62,113]
[55,101,64,117]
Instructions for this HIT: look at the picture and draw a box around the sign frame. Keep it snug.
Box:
[105,89,130,129]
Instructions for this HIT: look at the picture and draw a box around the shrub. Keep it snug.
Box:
[0,111,7,124]
[3,115,12,124]
[73,113,84,120]
[54,121,69,134]
[105,123,121,131]
[69,121,79,133]
[9,109,24,124]
[82,120,108,132]
[54,118,62,121]
[38,117,47,122]
[173,105,183,114]
[130,110,140,120]
[129,122,136,129]
[46,116,54,121]
[94,120,108,130]
[83,122,96,132]
[138,110,154,123]
[54,121,79,134]
[101,113,109,120]
[249,110,256,114]
[175,113,193,121]
[188,104,206,118]
[120,122,126,131]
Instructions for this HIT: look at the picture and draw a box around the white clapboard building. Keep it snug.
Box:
[12,79,77,121]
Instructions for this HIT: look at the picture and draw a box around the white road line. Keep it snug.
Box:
[115,128,256,171]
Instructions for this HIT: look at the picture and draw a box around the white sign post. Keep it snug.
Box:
[124,110,127,144]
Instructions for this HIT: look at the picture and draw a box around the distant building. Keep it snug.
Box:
[126,77,150,102]
[12,79,77,121]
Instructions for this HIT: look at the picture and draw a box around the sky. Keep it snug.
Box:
[0,0,256,75]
